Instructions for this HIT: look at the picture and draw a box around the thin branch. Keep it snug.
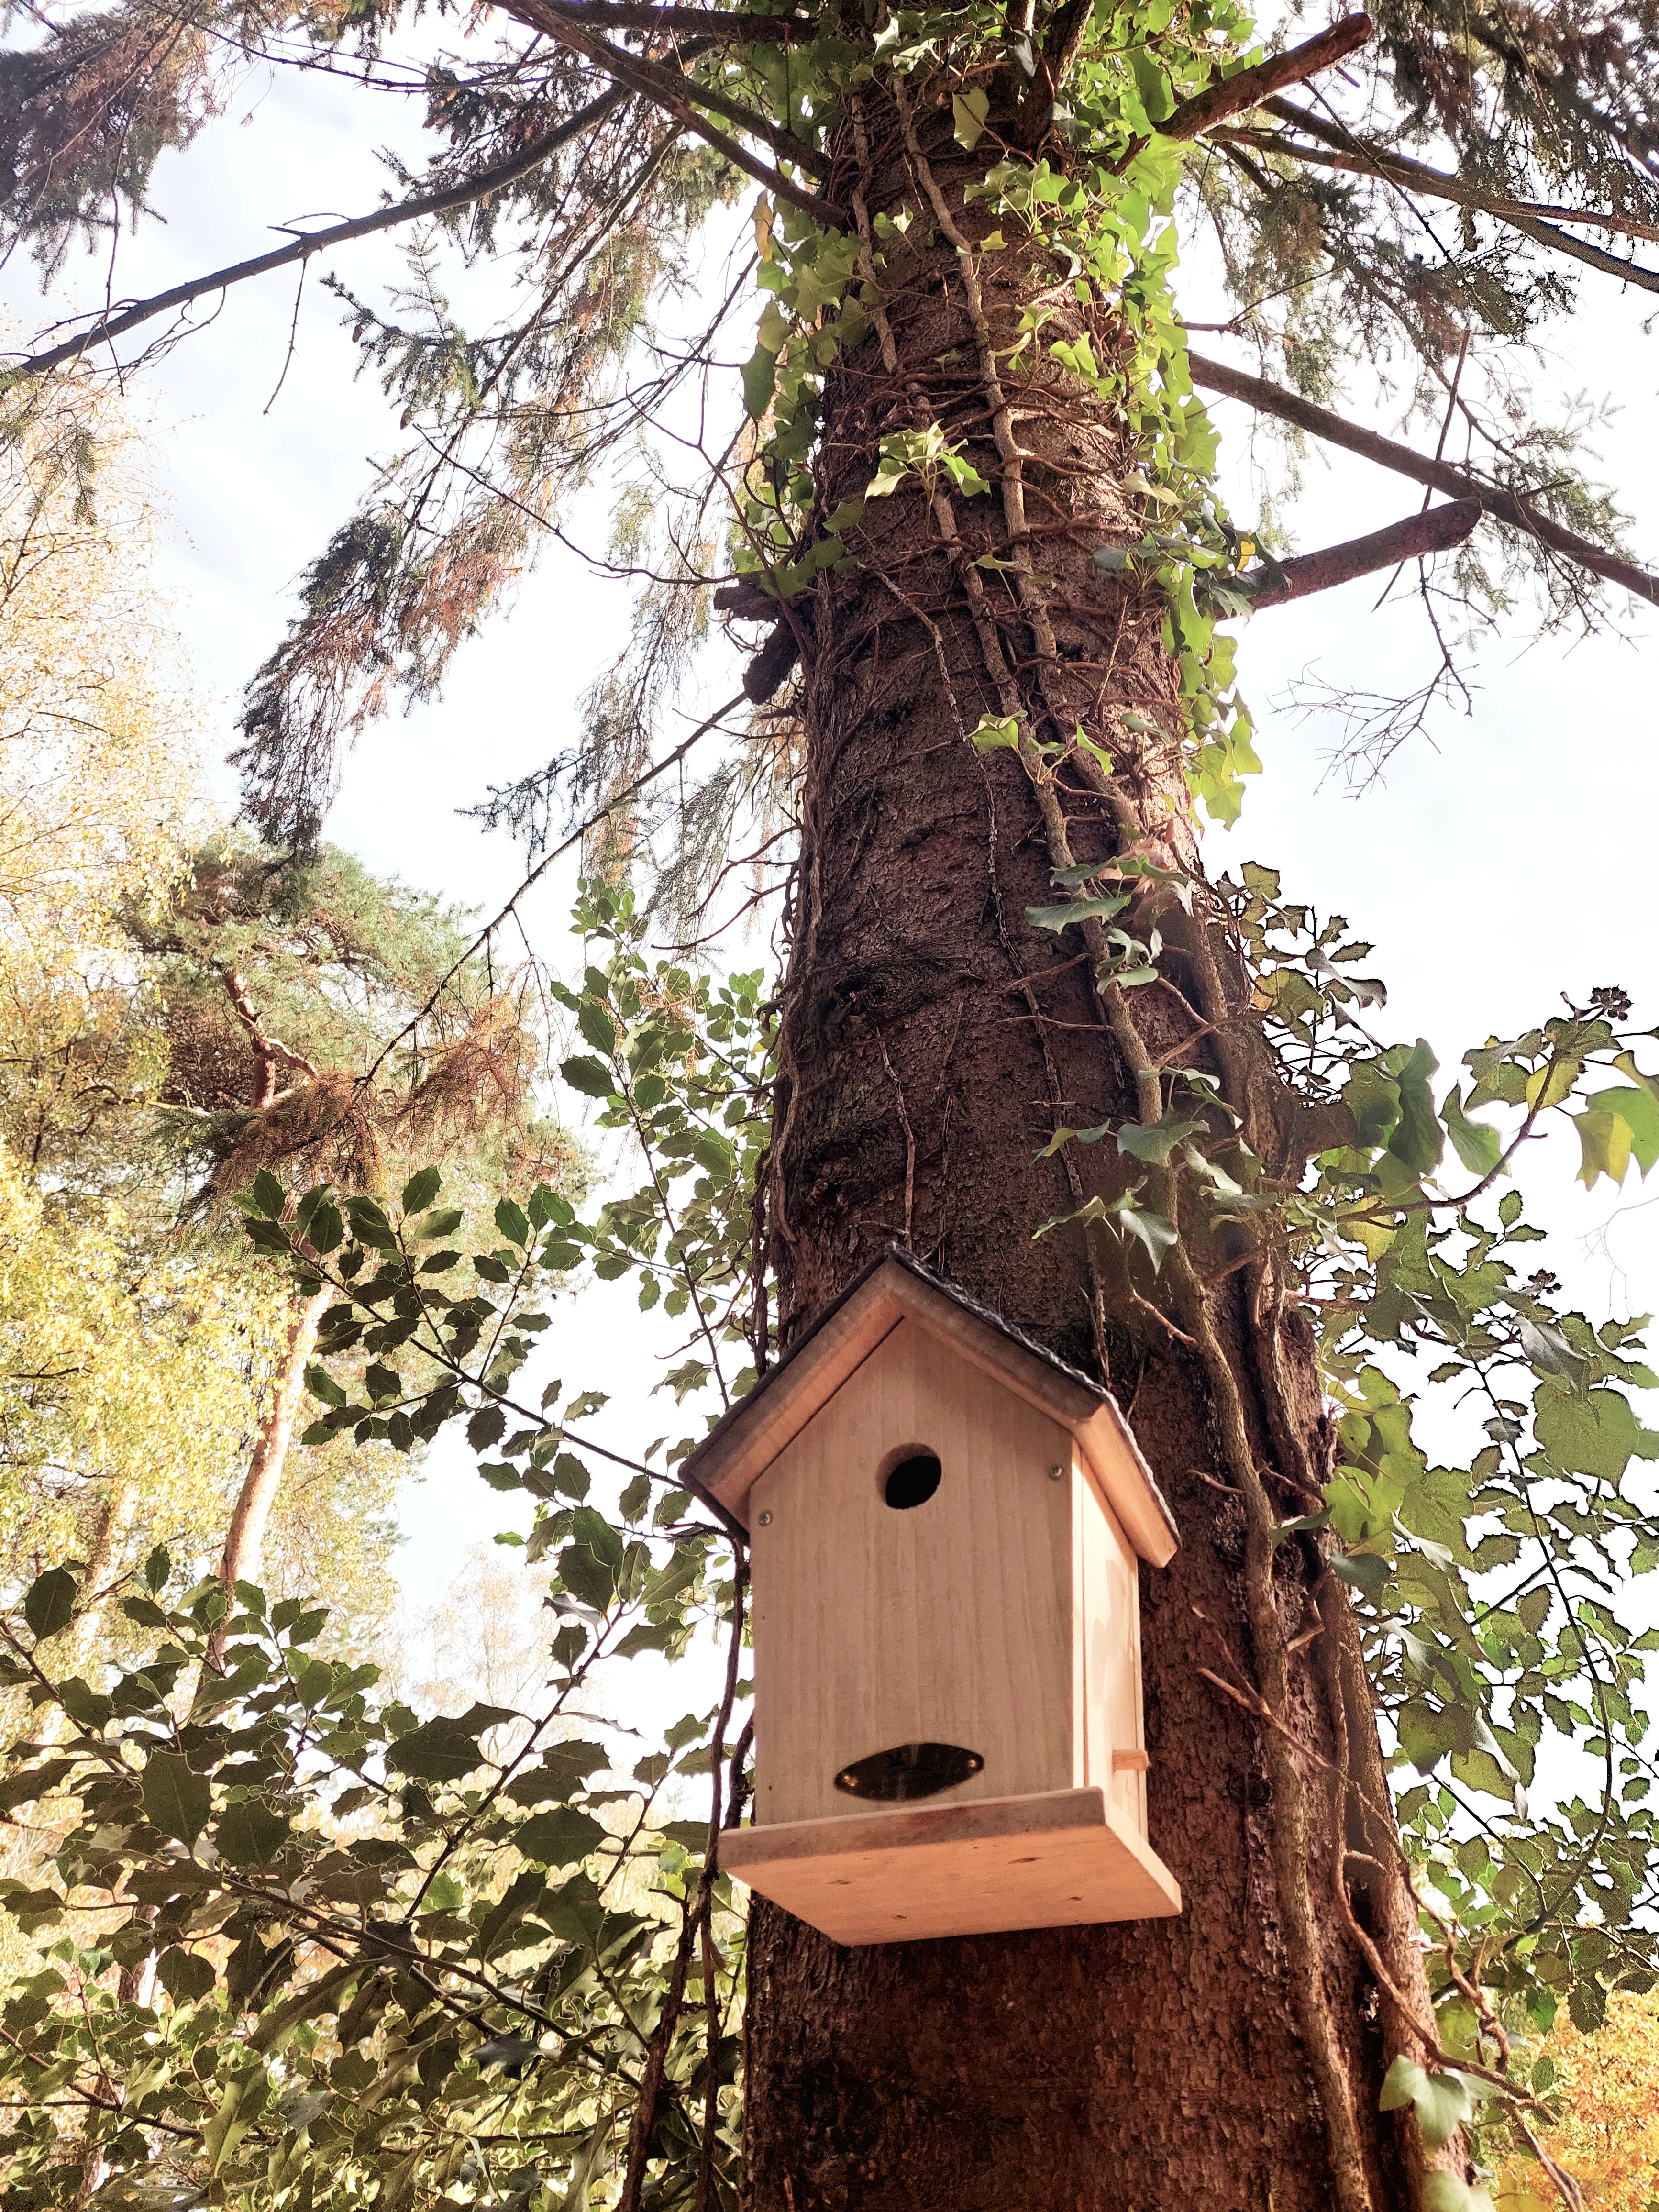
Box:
[357,691,749,1090]
[1186,351,1659,608]
[505,0,846,223]
[1260,96,1659,245]
[1242,498,1481,608]
[1233,109,1659,293]
[1161,14,1373,143]
[520,3,822,40]
[9,86,629,376]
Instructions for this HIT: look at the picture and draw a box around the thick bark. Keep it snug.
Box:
[217,1284,327,1605]
[741,84,1449,2212]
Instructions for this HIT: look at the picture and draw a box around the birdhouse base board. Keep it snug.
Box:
[722,1786,1181,1945]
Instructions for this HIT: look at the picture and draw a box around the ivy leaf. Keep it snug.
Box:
[1384,1040,1443,1175]
[388,1706,516,1782]
[970,712,1021,752]
[1116,1201,1179,1272]
[1329,1551,1391,1600]
[1117,1110,1205,1166]
[1587,1084,1659,1172]
[1574,1107,1632,1189]
[741,342,779,421]
[1440,1086,1503,1177]
[1024,893,1130,932]
[142,1752,212,1845]
[951,86,990,147]
[1379,2056,1475,2149]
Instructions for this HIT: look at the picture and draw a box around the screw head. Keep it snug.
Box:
[1047,1463,1064,1482]
[757,1509,773,1526]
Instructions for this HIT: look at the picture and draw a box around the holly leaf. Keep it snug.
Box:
[513,1805,606,1868]
[142,1753,212,1845]
[23,1567,77,1640]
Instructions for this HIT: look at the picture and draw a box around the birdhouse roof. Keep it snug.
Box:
[681,1247,1178,1566]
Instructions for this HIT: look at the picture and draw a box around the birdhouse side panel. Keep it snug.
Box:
[750,1319,1076,1827]
[1077,1465,1148,1836]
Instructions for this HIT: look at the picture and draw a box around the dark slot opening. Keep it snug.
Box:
[883,1451,941,1510]
[835,1742,984,1802]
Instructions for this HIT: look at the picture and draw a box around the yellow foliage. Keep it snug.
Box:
[1497,1991,1659,2211]
[0,372,198,1170]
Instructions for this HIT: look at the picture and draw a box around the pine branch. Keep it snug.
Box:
[1244,500,1480,607]
[9,86,629,377]
[1161,14,1372,143]
[505,0,846,223]
[1261,98,1659,246]
[1237,101,1659,294]
[518,3,821,37]
[1186,352,1659,608]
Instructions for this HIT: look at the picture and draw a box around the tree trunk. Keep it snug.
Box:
[217,1283,327,1607]
[742,82,1449,2212]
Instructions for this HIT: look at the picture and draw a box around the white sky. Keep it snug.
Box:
[5,44,1657,1661]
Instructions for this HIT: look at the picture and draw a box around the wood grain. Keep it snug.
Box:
[722,1785,1183,1945]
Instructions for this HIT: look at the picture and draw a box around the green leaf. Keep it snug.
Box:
[1440,1086,1503,1177]
[495,1198,531,1247]
[514,1805,606,1867]
[143,1544,171,1593]
[401,1166,442,1214]
[1378,2055,1474,2149]
[142,1752,212,1845]
[388,1704,515,1781]
[251,1169,286,1219]
[569,1506,625,1571]
[217,1796,292,1867]
[1116,1202,1179,1272]
[1386,1041,1443,1174]
[156,1946,216,2004]
[562,1053,616,1099]
[23,1567,77,1640]
[1330,1551,1391,1600]
[1117,1110,1205,1166]
[951,86,990,147]
[1587,1084,1659,1172]
[1025,893,1130,932]
[970,712,1021,752]
[1574,1107,1632,1188]
[742,342,779,420]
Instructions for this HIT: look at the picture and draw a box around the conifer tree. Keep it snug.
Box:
[3,4,1659,2209]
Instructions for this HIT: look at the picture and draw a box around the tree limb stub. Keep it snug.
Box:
[1161,13,1372,143]
[506,0,847,222]
[1187,351,1659,608]
[1242,499,1481,607]
[9,86,629,377]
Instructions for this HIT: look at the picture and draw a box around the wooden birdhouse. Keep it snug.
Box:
[682,1249,1183,1946]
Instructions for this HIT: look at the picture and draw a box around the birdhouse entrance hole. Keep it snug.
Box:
[882,1449,941,1510]
[835,1741,984,1802]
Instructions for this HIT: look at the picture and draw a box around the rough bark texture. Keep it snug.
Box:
[740,79,1446,2212]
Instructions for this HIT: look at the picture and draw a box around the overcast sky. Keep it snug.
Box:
[6,44,1656,1635]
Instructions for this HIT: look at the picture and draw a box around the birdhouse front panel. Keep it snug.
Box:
[690,1247,1183,1944]
[750,1316,1076,1827]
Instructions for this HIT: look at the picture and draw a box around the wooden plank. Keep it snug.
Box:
[1077,1465,1148,1835]
[1075,1404,1178,1567]
[750,1320,1075,1825]
[721,1785,1183,1945]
